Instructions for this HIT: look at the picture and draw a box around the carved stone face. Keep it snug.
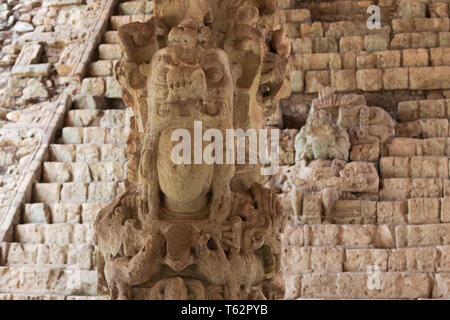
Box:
[148,45,234,214]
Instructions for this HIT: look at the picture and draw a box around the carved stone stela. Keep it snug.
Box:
[94,0,289,300]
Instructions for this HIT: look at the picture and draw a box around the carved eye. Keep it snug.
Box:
[157,68,169,83]
[260,84,271,96]
[205,66,223,83]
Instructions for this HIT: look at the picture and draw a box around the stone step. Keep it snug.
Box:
[103,31,119,44]
[118,1,153,16]
[397,99,450,123]
[14,223,94,245]
[42,161,126,183]
[87,60,118,77]
[379,178,448,200]
[383,138,450,157]
[392,18,450,34]
[22,203,107,224]
[1,243,95,270]
[380,156,449,179]
[109,14,153,30]
[98,44,121,60]
[32,182,124,204]
[396,119,450,139]
[59,127,130,145]
[291,271,450,299]
[391,31,449,50]
[282,244,450,275]
[65,109,127,128]
[0,266,97,296]
[283,222,450,248]
[49,144,127,162]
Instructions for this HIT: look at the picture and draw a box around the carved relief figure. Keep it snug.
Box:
[295,109,351,161]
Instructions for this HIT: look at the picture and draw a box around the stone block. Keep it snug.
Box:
[340,225,377,248]
[87,60,113,77]
[350,143,380,161]
[402,48,429,67]
[33,183,61,203]
[430,48,450,66]
[43,162,72,183]
[105,77,122,99]
[385,138,418,156]
[81,203,107,223]
[51,204,81,223]
[282,247,311,274]
[81,78,105,96]
[344,249,388,272]
[408,198,441,224]
[290,69,304,93]
[311,247,344,272]
[383,68,409,90]
[433,273,450,298]
[377,201,408,225]
[380,157,410,178]
[339,36,364,53]
[376,50,401,68]
[418,100,447,120]
[14,225,44,244]
[410,178,442,198]
[83,128,106,144]
[98,44,121,60]
[76,144,100,162]
[410,67,450,90]
[312,37,338,53]
[441,198,450,222]
[411,156,448,178]
[365,34,389,52]
[379,179,411,201]
[356,69,382,91]
[60,183,87,204]
[291,38,312,54]
[398,1,426,19]
[405,247,437,272]
[70,163,92,183]
[331,69,356,92]
[440,31,450,47]
[87,182,116,202]
[437,246,450,272]
[280,9,311,23]
[23,203,50,223]
[307,225,340,247]
[430,3,449,18]
[110,128,130,144]
[100,144,126,161]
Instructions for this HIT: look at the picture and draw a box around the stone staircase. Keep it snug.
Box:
[282,98,450,299]
[0,0,146,300]
[0,99,130,300]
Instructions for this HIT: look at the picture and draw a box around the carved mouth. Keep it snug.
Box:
[157,99,204,117]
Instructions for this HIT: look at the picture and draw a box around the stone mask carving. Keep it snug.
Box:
[95,0,289,300]
[295,109,351,161]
